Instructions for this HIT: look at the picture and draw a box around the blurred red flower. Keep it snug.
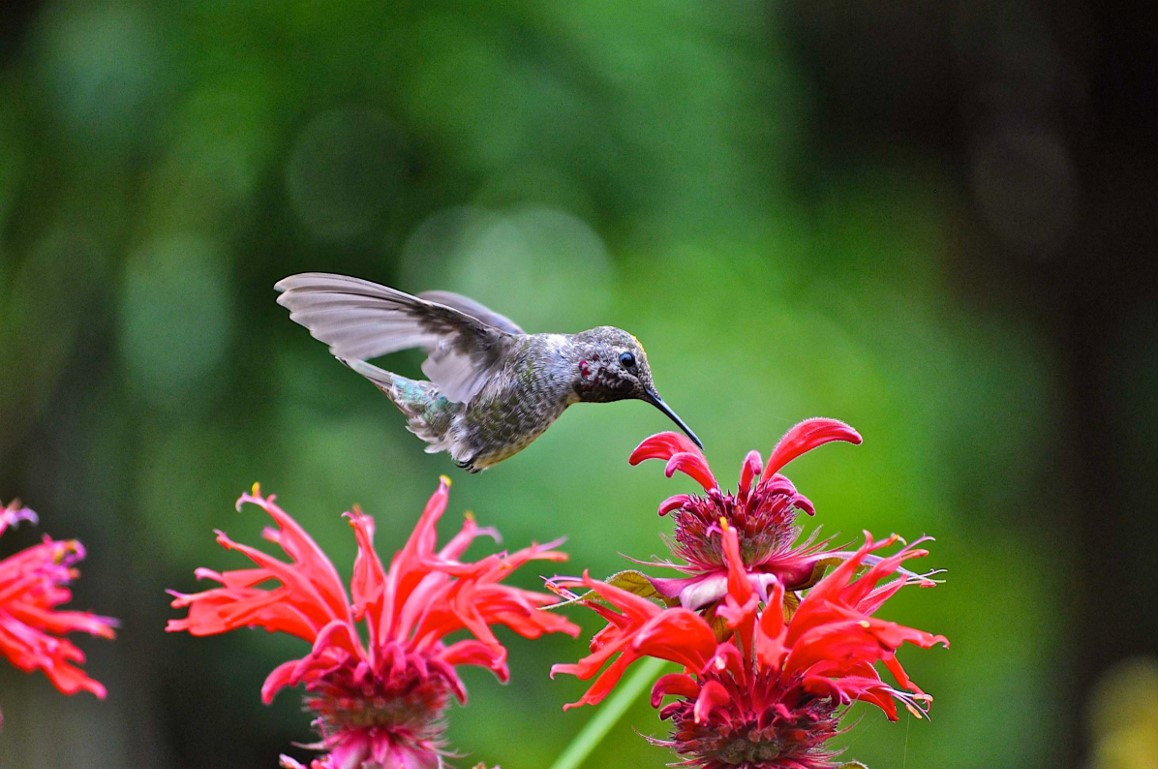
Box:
[552,524,946,768]
[168,478,578,769]
[628,418,866,611]
[0,500,117,726]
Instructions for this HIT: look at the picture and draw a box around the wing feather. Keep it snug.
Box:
[417,290,525,335]
[275,272,518,403]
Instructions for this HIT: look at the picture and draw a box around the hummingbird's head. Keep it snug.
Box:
[573,327,702,448]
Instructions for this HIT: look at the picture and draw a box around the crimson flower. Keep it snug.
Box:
[167,478,579,769]
[628,418,864,611]
[0,500,117,726]
[551,524,946,768]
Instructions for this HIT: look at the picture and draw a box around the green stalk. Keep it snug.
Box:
[547,656,670,769]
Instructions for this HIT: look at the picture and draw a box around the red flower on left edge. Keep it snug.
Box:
[0,500,117,726]
[167,478,579,769]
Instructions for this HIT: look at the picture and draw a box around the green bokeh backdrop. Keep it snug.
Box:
[3,2,1155,768]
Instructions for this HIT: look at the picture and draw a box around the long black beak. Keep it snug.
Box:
[644,389,703,449]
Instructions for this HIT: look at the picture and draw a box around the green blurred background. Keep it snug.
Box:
[2,2,1156,768]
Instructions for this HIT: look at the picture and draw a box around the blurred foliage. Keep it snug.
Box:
[2,1,1155,769]
[1085,657,1158,769]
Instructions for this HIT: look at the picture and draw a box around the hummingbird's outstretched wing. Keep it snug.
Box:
[275,273,518,404]
[416,290,525,335]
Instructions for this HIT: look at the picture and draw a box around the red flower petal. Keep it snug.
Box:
[344,508,386,646]
[737,450,763,499]
[552,572,720,709]
[651,672,700,705]
[715,526,757,639]
[754,581,788,670]
[629,432,702,464]
[761,418,863,481]
[441,638,508,684]
[657,494,692,517]
[693,679,731,723]
[662,453,716,491]
[632,610,719,671]
[556,652,639,710]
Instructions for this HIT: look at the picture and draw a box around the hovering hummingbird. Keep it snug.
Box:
[274,273,701,472]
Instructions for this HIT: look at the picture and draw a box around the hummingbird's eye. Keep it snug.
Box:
[619,351,637,370]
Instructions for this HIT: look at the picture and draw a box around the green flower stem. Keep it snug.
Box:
[548,656,670,769]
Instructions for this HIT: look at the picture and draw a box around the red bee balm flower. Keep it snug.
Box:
[552,526,947,769]
[629,419,864,611]
[167,479,578,769]
[0,500,117,726]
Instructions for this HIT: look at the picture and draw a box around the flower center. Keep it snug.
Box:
[303,645,457,749]
[657,670,842,769]
[672,481,808,571]
[716,733,783,764]
[312,683,448,732]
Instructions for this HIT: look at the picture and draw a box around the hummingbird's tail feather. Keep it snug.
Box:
[338,357,460,456]
[339,356,395,391]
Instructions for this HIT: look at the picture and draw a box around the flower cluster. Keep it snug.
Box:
[167,479,578,769]
[552,419,947,768]
[0,500,117,726]
[162,418,945,768]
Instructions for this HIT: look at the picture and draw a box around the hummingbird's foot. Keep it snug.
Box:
[454,457,483,474]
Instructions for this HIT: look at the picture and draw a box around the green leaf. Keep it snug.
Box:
[605,570,662,600]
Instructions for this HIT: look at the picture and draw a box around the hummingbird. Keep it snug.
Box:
[274,272,701,472]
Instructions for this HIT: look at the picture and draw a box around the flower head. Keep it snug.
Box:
[552,524,946,768]
[167,479,578,769]
[628,419,864,610]
[0,500,117,725]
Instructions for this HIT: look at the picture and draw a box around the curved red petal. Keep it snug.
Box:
[755,581,788,670]
[651,672,700,706]
[345,509,386,631]
[663,453,718,492]
[657,494,692,517]
[379,477,451,641]
[721,526,754,607]
[236,491,352,626]
[629,432,702,465]
[441,638,507,679]
[632,608,718,671]
[261,658,301,704]
[738,450,763,496]
[761,418,863,481]
[557,652,638,709]
[693,679,732,724]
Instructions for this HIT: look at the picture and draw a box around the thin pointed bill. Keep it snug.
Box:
[644,389,703,449]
